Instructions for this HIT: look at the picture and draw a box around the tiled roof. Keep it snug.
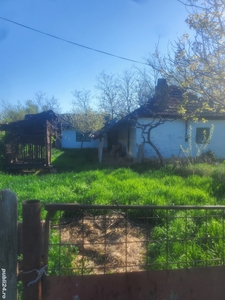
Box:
[129,85,225,119]
[91,80,225,139]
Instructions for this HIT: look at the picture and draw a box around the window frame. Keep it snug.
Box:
[196,127,210,144]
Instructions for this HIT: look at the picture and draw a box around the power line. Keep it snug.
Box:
[0,16,149,66]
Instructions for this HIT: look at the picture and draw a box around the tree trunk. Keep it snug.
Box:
[148,140,164,167]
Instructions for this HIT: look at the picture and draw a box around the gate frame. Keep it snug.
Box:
[3,195,225,299]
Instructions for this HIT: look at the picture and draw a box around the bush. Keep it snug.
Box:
[196,150,217,164]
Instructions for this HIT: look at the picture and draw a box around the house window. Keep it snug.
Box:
[76,131,91,142]
[196,128,210,144]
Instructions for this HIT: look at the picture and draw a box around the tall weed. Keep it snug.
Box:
[1,149,225,272]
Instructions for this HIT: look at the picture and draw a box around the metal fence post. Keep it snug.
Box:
[0,189,18,300]
[22,200,42,300]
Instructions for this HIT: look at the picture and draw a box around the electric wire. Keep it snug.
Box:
[0,16,149,66]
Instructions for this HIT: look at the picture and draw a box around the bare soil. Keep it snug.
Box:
[60,213,149,274]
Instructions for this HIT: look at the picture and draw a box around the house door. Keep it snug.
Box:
[107,129,118,151]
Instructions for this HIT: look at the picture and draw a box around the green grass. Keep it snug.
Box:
[148,210,225,270]
[2,148,225,275]
[0,149,225,220]
[48,230,80,276]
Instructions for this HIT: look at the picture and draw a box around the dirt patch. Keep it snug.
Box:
[60,213,149,274]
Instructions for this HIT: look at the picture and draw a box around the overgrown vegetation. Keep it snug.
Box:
[147,209,225,270]
[1,149,225,275]
[48,230,80,276]
[0,148,225,220]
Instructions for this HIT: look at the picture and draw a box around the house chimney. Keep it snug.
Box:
[155,78,168,101]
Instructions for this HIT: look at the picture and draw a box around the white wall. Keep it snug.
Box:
[134,118,225,159]
[188,120,225,158]
[61,129,98,149]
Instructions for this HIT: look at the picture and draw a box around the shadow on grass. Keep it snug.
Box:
[51,148,101,172]
[51,148,164,174]
[51,148,133,173]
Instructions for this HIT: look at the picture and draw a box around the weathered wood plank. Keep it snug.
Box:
[22,200,42,300]
[0,189,18,300]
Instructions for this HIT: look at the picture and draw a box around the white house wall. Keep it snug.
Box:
[189,120,225,158]
[135,118,225,159]
[61,129,98,149]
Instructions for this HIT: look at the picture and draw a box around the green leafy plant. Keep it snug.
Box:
[147,211,225,270]
[48,230,79,276]
[48,230,93,276]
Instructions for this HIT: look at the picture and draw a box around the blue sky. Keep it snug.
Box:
[0,0,190,113]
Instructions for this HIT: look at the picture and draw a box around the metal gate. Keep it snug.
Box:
[41,204,225,300]
[16,200,225,300]
[3,189,225,299]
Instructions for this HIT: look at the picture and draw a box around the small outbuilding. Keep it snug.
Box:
[0,110,58,170]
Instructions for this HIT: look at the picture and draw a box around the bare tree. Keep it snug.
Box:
[135,68,155,106]
[96,69,155,119]
[33,91,61,113]
[71,89,92,112]
[95,71,120,119]
[117,70,137,116]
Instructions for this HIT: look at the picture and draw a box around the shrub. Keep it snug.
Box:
[196,150,217,164]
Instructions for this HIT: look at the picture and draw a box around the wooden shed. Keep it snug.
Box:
[0,110,58,170]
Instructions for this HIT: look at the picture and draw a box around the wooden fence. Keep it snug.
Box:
[0,189,17,300]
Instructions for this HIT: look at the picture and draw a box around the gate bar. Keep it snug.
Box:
[22,200,42,300]
[45,203,225,211]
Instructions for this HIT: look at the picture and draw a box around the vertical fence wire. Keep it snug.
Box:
[166,208,169,270]
[81,210,84,276]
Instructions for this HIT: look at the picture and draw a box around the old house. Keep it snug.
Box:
[58,114,102,149]
[59,115,98,149]
[92,79,225,162]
